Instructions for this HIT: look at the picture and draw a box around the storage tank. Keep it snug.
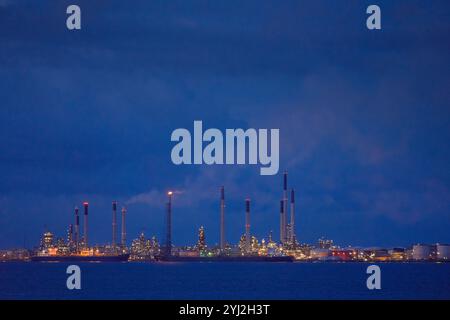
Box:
[436,244,450,261]
[310,248,330,260]
[412,244,432,260]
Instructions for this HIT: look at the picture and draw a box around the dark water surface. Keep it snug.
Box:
[0,262,449,299]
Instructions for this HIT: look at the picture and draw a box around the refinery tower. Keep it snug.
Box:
[165,191,173,256]
[280,171,297,245]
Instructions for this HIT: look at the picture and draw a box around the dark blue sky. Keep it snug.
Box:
[0,0,449,248]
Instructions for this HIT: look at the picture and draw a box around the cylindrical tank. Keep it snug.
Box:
[412,244,432,260]
[310,248,330,259]
[436,244,450,261]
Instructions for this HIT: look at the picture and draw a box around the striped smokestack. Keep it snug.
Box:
[220,186,225,251]
[83,202,89,248]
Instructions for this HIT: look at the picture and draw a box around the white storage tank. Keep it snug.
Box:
[412,244,432,260]
[436,244,450,261]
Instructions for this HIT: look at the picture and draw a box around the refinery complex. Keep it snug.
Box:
[1,172,449,263]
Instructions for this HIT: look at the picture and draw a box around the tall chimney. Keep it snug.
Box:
[290,189,296,243]
[121,207,127,249]
[279,200,284,243]
[112,201,117,249]
[83,202,89,248]
[220,186,225,251]
[284,170,288,191]
[282,171,288,244]
[245,198,251,254]
[74,206,79,251]
[165,191,173,256]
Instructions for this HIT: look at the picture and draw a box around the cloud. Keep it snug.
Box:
[0,0,11,7]
[1,0,449,247]
[125,189,163,206]
[246,69,404,169]
[351,180,450,224]
[123,165,281,210]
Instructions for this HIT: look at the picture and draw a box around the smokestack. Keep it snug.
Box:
[280,200,284,243]
[290,189,296,243]
[284,171,288,191]
[245,198,251,253]
[121,207,127,249]
[282,171,288,244]
[220,186,225,251]
[165,191,173,256]
[112,201,117,249]
[83,202,89,248]
[74,206,79,251]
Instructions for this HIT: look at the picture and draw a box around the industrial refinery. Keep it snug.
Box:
[1,171,449,263]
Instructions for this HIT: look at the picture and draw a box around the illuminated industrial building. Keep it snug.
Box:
[2,169,447,264]
[197,226,207,256]
[130,233,160,261]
